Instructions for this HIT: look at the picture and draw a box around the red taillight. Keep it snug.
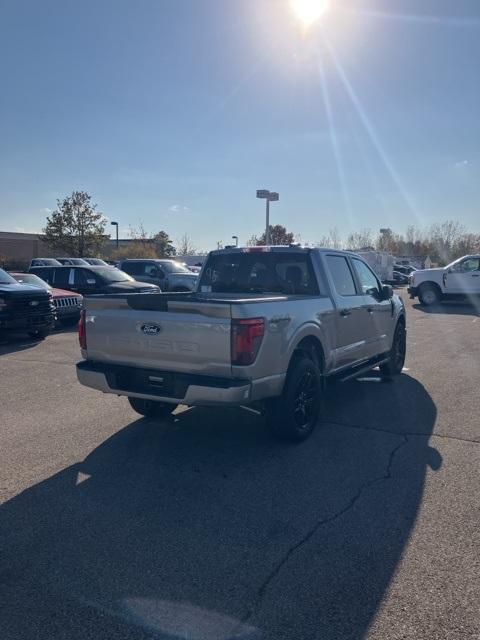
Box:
[231,318,265,366]
[78,309,87,349]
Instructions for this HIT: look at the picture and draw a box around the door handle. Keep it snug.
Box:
[340,309,351,317]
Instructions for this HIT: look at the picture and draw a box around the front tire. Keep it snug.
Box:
[266,357,323,442]
[28,328,50,340]
[380,322,406,377]
[128,396,178,419]
[418,284,441,306]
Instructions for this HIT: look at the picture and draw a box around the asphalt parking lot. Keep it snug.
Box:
[1,289,480,640]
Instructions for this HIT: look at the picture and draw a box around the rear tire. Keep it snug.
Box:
[128,396,178,419]
[418,284,441,306]
[266,356,323,442]
[380,321,406,377]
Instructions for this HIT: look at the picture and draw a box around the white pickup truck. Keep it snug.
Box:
[77,247,406,442]
[408,255,480,306]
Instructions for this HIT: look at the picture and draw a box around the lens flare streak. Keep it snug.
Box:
[324,38,419,218]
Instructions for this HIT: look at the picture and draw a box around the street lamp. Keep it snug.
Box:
[256,190,279,245]
[110,221,119,249]
[232,235,238,247]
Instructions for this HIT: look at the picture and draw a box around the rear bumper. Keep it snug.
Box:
[76,360,255,406]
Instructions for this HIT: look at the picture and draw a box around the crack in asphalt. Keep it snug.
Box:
[325,418,480,446]
[242,433,409,626]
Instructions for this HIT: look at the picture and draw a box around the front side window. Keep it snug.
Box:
[143,263,159,277]
[352,258,381,298]
[326,256,357,296]
[73,269,96,285]
[452,258,480,273]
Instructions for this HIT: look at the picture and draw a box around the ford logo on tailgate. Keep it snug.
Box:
[141,323,161,336]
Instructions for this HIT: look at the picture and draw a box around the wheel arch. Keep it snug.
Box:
[290,335,326,374]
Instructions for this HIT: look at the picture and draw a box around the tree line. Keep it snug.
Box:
[42,191,479,266]
[315,220,480,265]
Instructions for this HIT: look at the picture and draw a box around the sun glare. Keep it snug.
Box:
[290,0,330,27]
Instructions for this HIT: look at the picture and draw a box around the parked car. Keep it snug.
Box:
[0,267,55,339]
[408,254,480,305]
[188,265,202,274]
[77,246,406,442]
[392,271,409,285]
[56,258,90,266]
[83,258,109,266]
[394,264,417,276]
[10,272,83,325]
[29,258,62,268]
[119,259,198,291]
[29,265,160,296]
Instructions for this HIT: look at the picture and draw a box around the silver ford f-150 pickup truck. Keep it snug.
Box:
[77,247,406,441]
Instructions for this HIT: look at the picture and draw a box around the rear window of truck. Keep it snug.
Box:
[199,252,320,295]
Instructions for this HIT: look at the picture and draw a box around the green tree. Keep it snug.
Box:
[256,224,295,246]
[153,231,176,257]
[43,191,107,257]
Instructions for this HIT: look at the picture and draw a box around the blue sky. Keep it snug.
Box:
[1,0,479,250]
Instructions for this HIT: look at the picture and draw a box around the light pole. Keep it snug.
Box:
[232,235,238,247]
[110,221,119,249]
[256,190,279,245]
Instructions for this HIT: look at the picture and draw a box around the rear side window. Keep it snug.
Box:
[52,268,70,287]
[199,252,320,295]
[122,262,143,276]
[326,256,357,296]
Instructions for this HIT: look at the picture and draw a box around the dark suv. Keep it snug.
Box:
[0,268,55,339]
[29,265,159,296]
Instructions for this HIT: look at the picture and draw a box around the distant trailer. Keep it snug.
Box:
[354,250,394,282]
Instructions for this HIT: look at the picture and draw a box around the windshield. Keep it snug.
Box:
[12,273,51,289]
[445,256,469,270]
[161,261,192,274]
[0,268,16,284]
[199,252,319,295]
[94,267,135,283]
[33,258,62,266]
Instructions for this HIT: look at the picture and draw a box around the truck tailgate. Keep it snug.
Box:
[84,294,232,377]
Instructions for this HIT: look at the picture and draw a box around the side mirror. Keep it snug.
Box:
[382,284,393,300]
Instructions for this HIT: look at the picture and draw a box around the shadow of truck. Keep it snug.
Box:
[0,374,440,640]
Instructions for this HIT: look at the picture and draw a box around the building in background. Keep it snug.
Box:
[0,231,56,267]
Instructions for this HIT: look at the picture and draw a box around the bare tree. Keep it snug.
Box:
[346,228,374,250]
[177,233,196,256]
